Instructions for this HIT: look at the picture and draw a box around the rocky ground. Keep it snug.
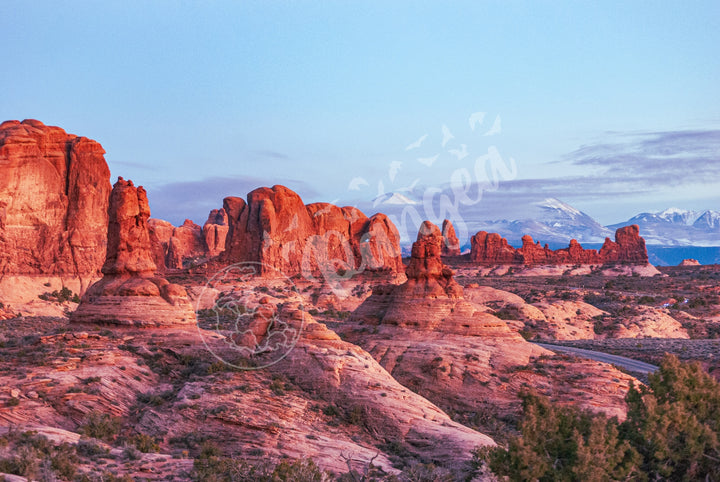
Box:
[2,260,719,480]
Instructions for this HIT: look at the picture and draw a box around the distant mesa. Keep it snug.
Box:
[471,225,649,266]
[679,258,701,266]
[71,177,196,326]
[0,119,111,279]
[221,184,404,278]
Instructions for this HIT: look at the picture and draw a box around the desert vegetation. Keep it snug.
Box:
[480,355,720,481]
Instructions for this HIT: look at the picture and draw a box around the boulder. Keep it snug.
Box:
[679,258,701,266]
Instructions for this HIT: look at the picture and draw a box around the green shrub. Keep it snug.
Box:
[80,411,122,441]
[130,433,160,453]
[484,355,720,481]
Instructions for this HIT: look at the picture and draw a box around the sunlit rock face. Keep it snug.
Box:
[471,224,649,266]
[221,184,404,277]
[0,119,111,277]
[72,178,196,326]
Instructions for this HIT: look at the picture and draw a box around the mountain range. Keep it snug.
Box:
[369,192,719,249]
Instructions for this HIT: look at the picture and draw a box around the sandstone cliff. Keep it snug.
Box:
[222,185,403,277]
[0,119,111,277]
[72,178,196,326]
[471,224,649,266]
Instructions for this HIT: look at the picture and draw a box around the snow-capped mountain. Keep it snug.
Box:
[469,198,613,245]
[359,187,719,249]
[372,192,419,206]
[609,208,720,246]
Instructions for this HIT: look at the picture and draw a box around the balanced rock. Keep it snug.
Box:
[222,185,403,277]
[0,119,110,278]
[72,178,196,326]
[441,219,461,256]
[471,224,649,266]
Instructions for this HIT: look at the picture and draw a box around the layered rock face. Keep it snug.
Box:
[222,185,403,277]
[72,178,196,326]
[0,119,111,277]
[147,209,229,270]
[441,219,461,256]
[471,225,649,265]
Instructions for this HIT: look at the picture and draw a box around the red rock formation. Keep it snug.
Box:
[72,178,196,326]
[470,231,522,264]
[441,219,461,256]
[470,225,649,266]
[222,185,403,277]
[0,119,111,277]
[149,218,215,270]
[679,258,700,266]
[598,224,649,264]
[402,221,463,299]
[354,221,511,335]
[202,208,229,258]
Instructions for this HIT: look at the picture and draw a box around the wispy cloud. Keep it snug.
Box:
[252,150,289,160]
[566,129,720,185]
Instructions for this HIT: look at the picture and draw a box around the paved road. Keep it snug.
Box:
[533,342,659,375]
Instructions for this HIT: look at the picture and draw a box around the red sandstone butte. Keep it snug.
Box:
[470,225,649,266]
[221,185,403,277]
[71,178,196,326]
[0,119,111,277]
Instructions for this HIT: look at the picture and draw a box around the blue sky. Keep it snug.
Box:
[2,1,719,226]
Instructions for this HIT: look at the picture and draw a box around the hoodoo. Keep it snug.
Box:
[71,178,196,326]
